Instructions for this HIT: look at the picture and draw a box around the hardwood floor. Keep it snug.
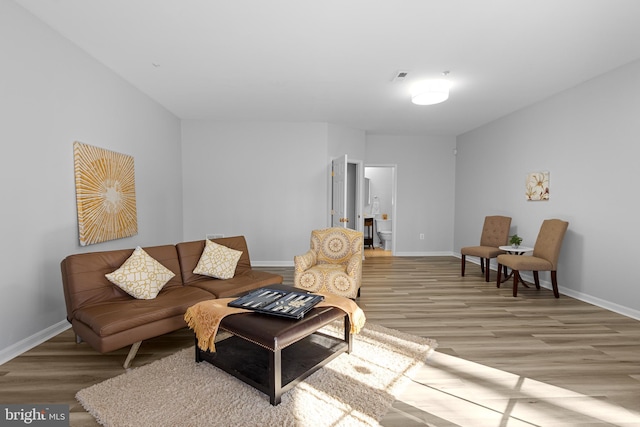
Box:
[1,256,639,426]
[364,248,392,257]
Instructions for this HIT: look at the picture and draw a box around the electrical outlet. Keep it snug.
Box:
[419,233,425,240]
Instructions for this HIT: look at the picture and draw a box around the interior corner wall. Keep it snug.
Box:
[0,1,183,359]
[365,134,457,255]
[455,58,640,318]
[327,123,366,160]
[180,121,330,264]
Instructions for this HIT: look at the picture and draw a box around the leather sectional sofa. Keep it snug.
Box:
[61,236,282,368]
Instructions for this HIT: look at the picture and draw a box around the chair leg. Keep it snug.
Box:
[533,271,541,289]
[512,270,520,297]
[496,263,502,288]
[484,258,490,282]
[480,258,485,274]
[461,255,466,276]
[551,271,560,298]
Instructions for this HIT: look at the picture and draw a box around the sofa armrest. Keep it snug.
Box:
[294,250,317,272]
[345,253,362,277]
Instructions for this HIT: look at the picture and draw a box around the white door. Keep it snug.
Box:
[332,155,348,228]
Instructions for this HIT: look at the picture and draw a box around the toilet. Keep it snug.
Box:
[375,218,392,250]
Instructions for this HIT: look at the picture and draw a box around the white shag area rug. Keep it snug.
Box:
[76,323,437,427]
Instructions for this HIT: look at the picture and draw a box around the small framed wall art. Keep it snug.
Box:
[73,141,138,246]
[526,171,549,201]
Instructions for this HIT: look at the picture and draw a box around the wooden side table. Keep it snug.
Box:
[364,217,374,249]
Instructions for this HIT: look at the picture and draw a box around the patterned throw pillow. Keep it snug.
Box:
[105,246,175,299]
[193,240,243,279]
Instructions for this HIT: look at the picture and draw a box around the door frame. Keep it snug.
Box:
[331,155,348,228]
[351,159,364,233]
[329,157,365,234]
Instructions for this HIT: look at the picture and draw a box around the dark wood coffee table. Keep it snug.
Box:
[195,287,352,405]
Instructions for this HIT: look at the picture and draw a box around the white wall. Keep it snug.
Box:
[366,134,457,255]
[6,0,638,362]
[455,58,640,318]
[181,121,331,264]
[365,167,394,219]
[0,1,183,361]
[327,124,366,160]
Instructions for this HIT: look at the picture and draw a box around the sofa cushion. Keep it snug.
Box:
[177,237,253,285]
[73,286,213,337]
[105,246,175,299]
[193,240,242,279]
[189,270,284,298]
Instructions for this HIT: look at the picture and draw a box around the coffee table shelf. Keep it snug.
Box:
[197,330,348,404]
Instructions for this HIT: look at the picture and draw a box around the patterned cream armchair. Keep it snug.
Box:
[294,227,363,299]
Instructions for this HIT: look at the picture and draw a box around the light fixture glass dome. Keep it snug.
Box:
[411,79,451,105]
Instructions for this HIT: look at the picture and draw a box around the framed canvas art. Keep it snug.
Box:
[526,171,549,201]
[73,141,138,246]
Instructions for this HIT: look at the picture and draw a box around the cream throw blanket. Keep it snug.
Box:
[184,293,366,352]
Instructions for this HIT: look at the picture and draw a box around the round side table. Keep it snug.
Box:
[498,245,534,285]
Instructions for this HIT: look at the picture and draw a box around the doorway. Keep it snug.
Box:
[364,165,396,255]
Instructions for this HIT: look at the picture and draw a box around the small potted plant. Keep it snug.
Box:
[509,234,523,248]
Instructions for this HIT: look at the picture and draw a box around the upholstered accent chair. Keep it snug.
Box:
[294,227,363,299]
[461,215,512,282]
[496,219,569,298]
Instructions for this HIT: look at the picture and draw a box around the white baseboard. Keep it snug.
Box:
[458,254,640,321]
[252,260,294,267]
[254,252,457,264]
[8,254,635,365]
[0,320,70,365]
[544,285,640,321]
[394,251,454,257]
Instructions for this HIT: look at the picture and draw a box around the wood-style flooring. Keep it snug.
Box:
[1,256,639,426]
[364,248,392,257]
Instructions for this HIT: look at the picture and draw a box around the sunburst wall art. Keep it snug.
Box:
[73,141,138,246]
[526,171,550,201]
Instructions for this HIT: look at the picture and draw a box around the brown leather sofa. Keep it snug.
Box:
[61,236,282,368]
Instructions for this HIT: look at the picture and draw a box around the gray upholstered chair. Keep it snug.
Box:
[496,219,569,298]
[461,215,512,282]
[294,227,363,299]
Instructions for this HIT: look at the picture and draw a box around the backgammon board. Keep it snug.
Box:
[228,287,324,319]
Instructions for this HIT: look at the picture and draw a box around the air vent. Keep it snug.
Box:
[392,70,409,82]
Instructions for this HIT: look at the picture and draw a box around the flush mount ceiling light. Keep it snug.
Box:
[411,71,452,106]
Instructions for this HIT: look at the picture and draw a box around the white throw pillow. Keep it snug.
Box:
[105,246,175,299]
[193,240,242,279]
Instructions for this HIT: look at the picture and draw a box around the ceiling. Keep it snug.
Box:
[14,0,640,136]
